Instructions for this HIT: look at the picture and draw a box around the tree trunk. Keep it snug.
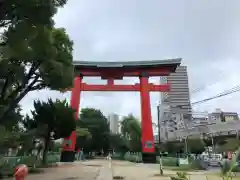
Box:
[42,135,50,165]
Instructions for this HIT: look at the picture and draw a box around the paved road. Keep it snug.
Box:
[111,161,221,180]
[13,160,112,180]
[138,162,221,173]
[14,160,227,180]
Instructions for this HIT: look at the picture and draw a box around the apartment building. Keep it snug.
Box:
[159,66,192,141]
[108,113,120,134]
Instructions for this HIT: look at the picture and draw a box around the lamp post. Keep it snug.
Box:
[184,137,188,155]
[157,105,163,175]
[201,133,214,156]
[180,136,188,156]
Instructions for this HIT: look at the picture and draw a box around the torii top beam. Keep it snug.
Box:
[73,58,181,78]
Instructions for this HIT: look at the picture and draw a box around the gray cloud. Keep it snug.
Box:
[20,0,240,123]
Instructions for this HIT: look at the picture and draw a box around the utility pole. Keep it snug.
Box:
[157,105,163,175]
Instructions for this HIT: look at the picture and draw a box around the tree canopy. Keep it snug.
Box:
[76,108,110,153]
[0,0,74,122]
[0,0,67,29]
[121,114,141,152]
[24,99,76,139]
[22,99,76,164]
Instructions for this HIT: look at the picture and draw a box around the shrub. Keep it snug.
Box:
[21,156,41,168]
[112,153,125,160]
[157,157,177,166]
[189,159,208,170]
[124,153,142,163]
[220,160,231,176]
[232,166,240,172]
[171,172,188,180]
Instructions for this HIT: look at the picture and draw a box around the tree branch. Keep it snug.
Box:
[30,84,46,91]
[5,61,42,102]
[25,61,42,84]
[0,74,40,121]
[0,77,8,100]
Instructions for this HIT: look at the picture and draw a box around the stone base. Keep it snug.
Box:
[60,151,75,162]
[142,152,156,164]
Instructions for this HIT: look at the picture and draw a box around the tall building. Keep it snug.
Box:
[108,113,119,134]
[159,66,192,141]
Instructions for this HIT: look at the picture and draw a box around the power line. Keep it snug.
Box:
[191,72,225,95]
[191,85,240,106]
[171,85,240,108]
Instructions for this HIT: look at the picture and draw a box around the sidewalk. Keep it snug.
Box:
[111,161,222,180]
[11,160,224,180]
[24,161,102,180]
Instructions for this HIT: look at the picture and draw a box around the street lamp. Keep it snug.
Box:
[201,133,214,154]
[179,136,188,156]
[157,105,163,175]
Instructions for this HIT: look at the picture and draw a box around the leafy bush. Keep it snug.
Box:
[232,166,240,172]
[124,153,142,163]
[158,157,177,166]
[189,159,208,170]
[112,153,125,160]
[0,162,13,178]
[0,153,60,179]
[47,154,60,164]
[171,172,188,180]
[21,156,41,168]
[220,160,231,176]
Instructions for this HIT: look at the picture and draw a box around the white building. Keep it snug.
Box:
[108,113,119,134]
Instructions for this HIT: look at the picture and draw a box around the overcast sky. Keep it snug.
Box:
[20,0,240,123]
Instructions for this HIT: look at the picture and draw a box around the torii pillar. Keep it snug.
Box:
[139,72,155,163]
[60,76,82,162]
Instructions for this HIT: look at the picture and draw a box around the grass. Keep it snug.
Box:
[163,165,201,172]
[206,175,240,180]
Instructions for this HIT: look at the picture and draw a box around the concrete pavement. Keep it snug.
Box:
[14,160,231,180]
[22,160,111,180]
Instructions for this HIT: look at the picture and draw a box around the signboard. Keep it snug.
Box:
[144,141,153,149]
[62,131,76,151]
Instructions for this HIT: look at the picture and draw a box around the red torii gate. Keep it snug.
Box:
[61,59,181,163]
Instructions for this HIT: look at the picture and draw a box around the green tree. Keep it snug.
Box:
[76,128,91,138]
[0,0,67,28]
[0,126,22,155]
[0,104,22,131]
[76,108,110,153]
[0,0,74,122]
[121,114,141,152]
[161,142,185,155]
[75,128,92,153]
[217,138,240,152]
[109,133,128,153]
[23,99,76,164]
[187,138,205,154]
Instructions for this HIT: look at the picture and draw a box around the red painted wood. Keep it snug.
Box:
[64,83,170,92]
[140,76,155,153]
[62,76,82,152]
[76,67,172,77]
[77,83,170,92]
[62,64,175,155]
